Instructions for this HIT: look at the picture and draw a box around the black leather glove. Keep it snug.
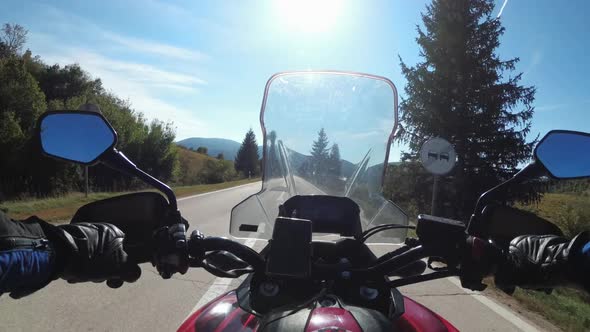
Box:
[47,222,141,288]
[495,231,590,293]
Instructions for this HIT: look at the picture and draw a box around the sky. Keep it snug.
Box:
[2,0,589,162]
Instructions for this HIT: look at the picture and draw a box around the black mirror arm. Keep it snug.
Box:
[101,149,178,211]
[467,161,547,236]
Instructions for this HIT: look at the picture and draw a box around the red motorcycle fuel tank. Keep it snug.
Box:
[178,291,459,332]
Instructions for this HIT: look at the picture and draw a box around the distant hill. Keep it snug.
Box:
[176,145,217,185]
[177,137,262,160]
[177,137,241,160]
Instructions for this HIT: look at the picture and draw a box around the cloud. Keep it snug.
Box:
[535,100,590,113]
[38,44,210,139]
[37,3,207,63]
[535,103,569,112]
[103,32,208,62]
[350,131,381,139]
[86,51,205,86]
[24,3,212,140]
[523,50,543,76]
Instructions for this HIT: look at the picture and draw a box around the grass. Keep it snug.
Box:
[512,287,590,331]
[176,146,216,185]
[0,178,260,222]
[499,193,590,332]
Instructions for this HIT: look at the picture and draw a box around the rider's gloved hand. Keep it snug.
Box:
[1,214,140,299]
[47,221,141,288]
[494,231,590,293]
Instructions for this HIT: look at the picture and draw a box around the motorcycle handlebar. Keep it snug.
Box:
[184,229,503,286]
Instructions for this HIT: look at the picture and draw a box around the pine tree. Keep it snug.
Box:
[310,128,330,179]
[235,128,260,177]
[267,130,280,177]
[328,143,341,177]
[398,0,535,218]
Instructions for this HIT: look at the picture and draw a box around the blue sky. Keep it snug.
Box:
[2,0,589,161]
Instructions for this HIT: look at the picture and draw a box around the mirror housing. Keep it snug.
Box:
[534,130,590,179]
[39,111,117,165]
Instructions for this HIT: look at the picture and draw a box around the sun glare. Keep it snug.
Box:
[274,0,342,34]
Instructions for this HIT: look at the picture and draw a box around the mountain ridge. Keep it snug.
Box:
[177,137,261,160]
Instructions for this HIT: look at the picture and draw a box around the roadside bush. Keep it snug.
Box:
[198,159,237,184]
[555,200,590,237]
[518,193,590,238]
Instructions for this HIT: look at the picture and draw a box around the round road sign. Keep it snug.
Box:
[420,137,456,175]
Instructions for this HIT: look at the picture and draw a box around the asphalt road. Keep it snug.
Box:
[0,182,546,331]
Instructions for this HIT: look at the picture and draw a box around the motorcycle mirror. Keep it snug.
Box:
[534,130,590,179]
[468,129,590,237]
[39,111,116,165]
[37,109,180,212]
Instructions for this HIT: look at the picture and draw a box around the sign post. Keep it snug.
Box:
[78,103,100,198]
[420,138,456,216]
[430,175,439,215]
[85,166,89,198]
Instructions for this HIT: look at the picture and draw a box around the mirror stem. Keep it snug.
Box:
[102,149,178,211]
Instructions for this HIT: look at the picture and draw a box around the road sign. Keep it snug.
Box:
[420,137,456,175]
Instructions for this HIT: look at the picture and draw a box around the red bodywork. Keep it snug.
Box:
[178,291,459,332]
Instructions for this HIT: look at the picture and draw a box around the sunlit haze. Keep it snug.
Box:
[274,0,343,34]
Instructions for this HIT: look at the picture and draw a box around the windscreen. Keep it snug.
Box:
[230,72,408,243]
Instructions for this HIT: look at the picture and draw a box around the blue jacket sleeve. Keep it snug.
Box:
[0,212,57,298]
[0,248,54,296]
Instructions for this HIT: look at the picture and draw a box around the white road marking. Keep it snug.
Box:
[183,238,257,321]
[446,277,539,332]
[178,182,261,202]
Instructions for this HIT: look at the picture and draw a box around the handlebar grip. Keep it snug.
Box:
[459,236,505,291]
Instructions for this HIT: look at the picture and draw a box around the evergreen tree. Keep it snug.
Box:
[328,143,341,177]
[267,130,280,177]
[235,128,260,177]
[398,0,535,218]
[310,128,330,180]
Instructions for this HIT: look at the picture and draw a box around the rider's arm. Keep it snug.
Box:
[0,213,56,298]
[0,211,141,299]
[495,231,590,292]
